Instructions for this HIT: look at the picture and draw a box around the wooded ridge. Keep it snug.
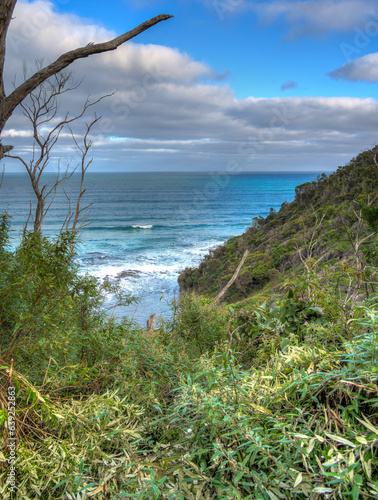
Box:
[179,147,378,303]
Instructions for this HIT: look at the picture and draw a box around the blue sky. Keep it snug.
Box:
[4,0,378,172]
[51,0,378,98]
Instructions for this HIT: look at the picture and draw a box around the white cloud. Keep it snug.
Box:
[236,0,378,38]
[2,0,378,172]
[2,129,32,138]
[329,52,378,82]
[5,1,112,79]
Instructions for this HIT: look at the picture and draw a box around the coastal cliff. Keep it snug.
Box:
[179,147,378,302]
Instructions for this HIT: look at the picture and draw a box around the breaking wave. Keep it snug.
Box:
[87,225,156,231]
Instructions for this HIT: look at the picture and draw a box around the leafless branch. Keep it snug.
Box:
[64,115,101,238]
[0,2,173,155]
[215,250,249,302]
[5,71,106,233]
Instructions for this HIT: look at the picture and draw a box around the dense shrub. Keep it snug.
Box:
[0,148,377,499]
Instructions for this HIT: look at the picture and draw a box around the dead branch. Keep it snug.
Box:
[5,72,108,233]
[215,249,249,302]
[68,115,101,235]
[0,2,173,153]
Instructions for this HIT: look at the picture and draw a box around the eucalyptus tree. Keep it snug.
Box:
[0,0,172,159]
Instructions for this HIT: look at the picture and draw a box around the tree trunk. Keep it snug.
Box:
[147,313,156,332]
[34,194,44,233]
[0,0,17,101]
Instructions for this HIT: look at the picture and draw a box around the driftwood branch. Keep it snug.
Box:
[215,250,249,302]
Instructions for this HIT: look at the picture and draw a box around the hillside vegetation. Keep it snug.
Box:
[179,148,377,302]
[0,147,377,499]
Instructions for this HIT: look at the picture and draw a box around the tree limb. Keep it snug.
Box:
[0,14,173,132]
[4,71,107,233]
[215,250,249,302]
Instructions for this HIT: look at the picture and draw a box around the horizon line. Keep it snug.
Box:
[3,169,331,175]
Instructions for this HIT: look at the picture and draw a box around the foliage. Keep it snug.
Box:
[1,238,377,498]
[179,147,378,301]
[3,273,376,499]
[169,293,231,353]
[0,222,108,384]
[0,148,378,499]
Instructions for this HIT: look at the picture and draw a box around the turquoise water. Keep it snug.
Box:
[1,171,320,324]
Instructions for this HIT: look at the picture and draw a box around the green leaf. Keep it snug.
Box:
[312,487,333,494]
[88,411,109,421]
[324,432,356,447]
[352,484,360,500]
[294,473,303,488]
[356,415,378,436]
[106,429,122,439]
[52,475,73,490]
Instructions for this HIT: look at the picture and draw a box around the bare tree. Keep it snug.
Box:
[0,0,173,158]
[294,208,326,274]
[5,70,107,233]
[344,200,377,303]
[62,114,101,237]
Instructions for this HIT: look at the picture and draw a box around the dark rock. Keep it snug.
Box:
[116,270,141,279]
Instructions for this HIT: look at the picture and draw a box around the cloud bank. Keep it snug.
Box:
[213,0,378,38]
[3,0,378,172]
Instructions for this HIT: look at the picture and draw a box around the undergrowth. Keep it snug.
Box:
[0,151,377,499]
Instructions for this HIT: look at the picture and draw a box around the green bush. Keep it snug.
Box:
[170,293,230,353]
[0,217,131,386]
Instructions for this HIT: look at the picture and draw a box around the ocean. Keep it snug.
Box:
[1,171,319,325]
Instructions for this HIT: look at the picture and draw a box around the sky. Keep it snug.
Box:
[3,0,378,172]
